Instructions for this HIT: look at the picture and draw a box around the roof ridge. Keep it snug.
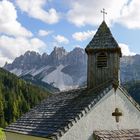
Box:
[119,86,140,112]
[55,87,87,94]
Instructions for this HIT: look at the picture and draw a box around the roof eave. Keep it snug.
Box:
[85,47,122,57]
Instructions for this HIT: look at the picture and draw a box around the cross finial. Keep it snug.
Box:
[112,108,122,123]
[101,8,107,21]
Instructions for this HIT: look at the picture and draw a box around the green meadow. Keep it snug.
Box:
[0,128,6,140]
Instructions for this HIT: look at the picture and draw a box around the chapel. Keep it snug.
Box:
[5,19,140,140]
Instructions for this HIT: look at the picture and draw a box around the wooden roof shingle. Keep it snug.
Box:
[86,21,119,49]
[85,21,122,58]
[93,129,140,140]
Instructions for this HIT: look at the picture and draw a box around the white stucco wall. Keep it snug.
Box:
[60,88,140,140]
[5,88,140,140]
[5,132,50,140]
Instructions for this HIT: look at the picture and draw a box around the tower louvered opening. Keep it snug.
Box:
[97,52,107,68]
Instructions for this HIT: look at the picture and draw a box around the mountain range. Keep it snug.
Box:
[4,47,140,91]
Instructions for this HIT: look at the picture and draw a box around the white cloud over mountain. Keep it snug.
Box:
[72,30,95,41]
[118,0,140,29]
[54,35,69,44]
[16,0,60,24]
[38,30,53,37]
[0,35,46,66]
[119,43,136,56]
[66,0,140,29]
[0,0,32,37]
[67,0,128,26]
[0,0,46,66]
[0,54,12,67]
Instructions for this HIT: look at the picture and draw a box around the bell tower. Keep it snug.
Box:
[85,21,122,89]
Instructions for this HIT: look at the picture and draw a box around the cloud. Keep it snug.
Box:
[0,54,12,67]
[16,0,60,24]
[67,0,129,27]
[38,29,53,36]
[0,0,32,37]
[118,0,140,29]
[66,0,140,29]
[0,35,46,66]
[72,30,96,41]
[119,43,136,56]
[54,35,69,44]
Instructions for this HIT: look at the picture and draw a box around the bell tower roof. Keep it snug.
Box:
[86,21,121,56]
[85,21,122,89]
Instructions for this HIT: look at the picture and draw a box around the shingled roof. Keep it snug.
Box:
[93,129,140,139]
[86,21,119,50]
[5,82,112,140]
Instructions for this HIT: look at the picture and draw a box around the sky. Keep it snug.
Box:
[0,0,140,66]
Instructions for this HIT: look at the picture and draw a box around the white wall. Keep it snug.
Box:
[60,88,140,140]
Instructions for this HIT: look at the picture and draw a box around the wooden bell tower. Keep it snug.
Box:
[85,21,122,89]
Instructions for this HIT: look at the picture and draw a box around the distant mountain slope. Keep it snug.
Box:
[0,68,50,128]
[120,55,140,82]
[21,74,59,93]
[4,47,140,90]
[123,81,140,105]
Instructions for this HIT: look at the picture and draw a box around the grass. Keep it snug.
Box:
[0,128,6,140]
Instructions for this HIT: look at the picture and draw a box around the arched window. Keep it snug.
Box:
[97,52,107,68]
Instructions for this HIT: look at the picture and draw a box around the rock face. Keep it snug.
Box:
[47,47,67,66]
[4,47,87,90]
[4,47,140,90]
[120,55,140,82]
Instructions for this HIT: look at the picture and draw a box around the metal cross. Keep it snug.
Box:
[112,108,122,123]
[101,8,107,21]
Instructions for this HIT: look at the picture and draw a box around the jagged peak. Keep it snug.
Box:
[42,52,48,57]
[51,47,67,56]
[53,46,67,52]
[72,47,84,52]
[24,50,40,56]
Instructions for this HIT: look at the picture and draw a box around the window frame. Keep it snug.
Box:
[96,52,108,68]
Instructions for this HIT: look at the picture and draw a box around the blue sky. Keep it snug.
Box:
[0,0,140,66]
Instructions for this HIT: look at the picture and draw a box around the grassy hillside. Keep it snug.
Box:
[123,80,140,105]
[0,68,50,128]
[0,128,5,139]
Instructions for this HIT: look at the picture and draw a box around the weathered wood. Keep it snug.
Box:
[85,21,121,89]
[87,51,120,89]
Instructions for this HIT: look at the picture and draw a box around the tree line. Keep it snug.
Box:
[0,68,49,128]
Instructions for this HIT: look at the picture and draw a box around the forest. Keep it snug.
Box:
[0,68,50,128]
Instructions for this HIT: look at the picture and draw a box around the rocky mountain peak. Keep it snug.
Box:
[62,47,87,65]
[73,47,85,54]
[52,47,67,56]
[24,51,40,57]
[4,51,42,70]
[47,47,67,66]
[42,53,48,57]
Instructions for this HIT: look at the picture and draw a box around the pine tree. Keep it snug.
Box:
[0,68,50,128]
